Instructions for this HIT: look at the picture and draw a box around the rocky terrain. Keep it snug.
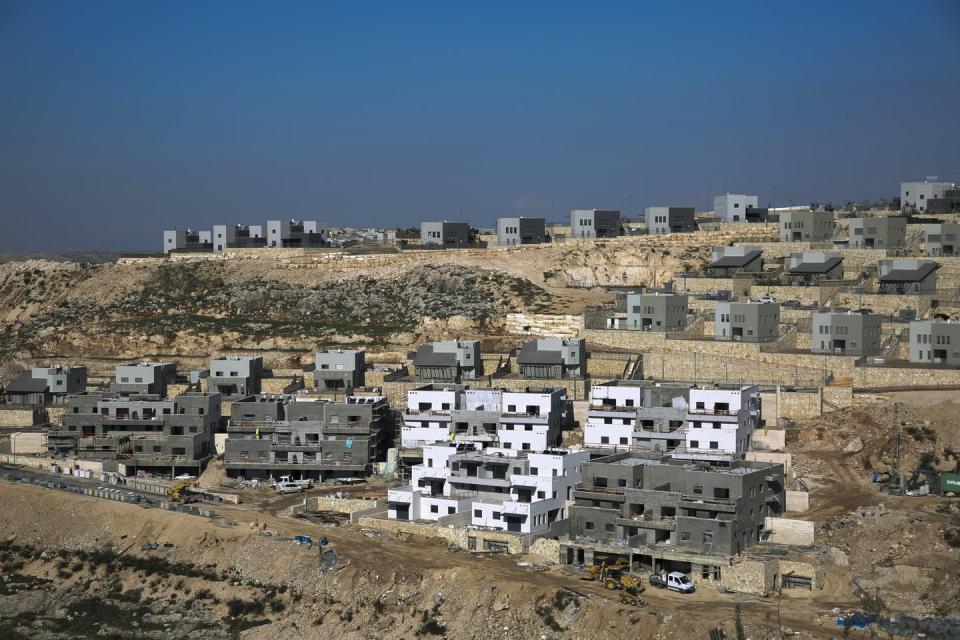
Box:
[0,230,763,363]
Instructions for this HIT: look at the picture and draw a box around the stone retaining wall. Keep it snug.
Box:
[505,313,584,338]
[764,517,815,546]
[0,408,42,427]
[305,495,381,514]
[786,490,810,513]
[355,516,530,554]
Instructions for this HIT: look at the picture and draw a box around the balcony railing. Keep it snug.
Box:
[688,408,736,416]
[574,483,625,495]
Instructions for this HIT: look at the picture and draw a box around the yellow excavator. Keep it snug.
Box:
[168,478,197,503]
[579,561,644,605]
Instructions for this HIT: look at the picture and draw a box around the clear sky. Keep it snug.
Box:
[1,0,958,252]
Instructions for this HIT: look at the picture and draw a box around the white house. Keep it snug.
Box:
[584,380,691,452]
[677,386,760,460]
[388,443,588,534]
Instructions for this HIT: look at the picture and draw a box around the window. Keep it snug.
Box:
[690,440,699,448]
[605,523,615,533]
[600,436,609,444]
[430,505,438,513]
[693,485,703,495]
[680,531,690,541]
[474,509,481,518]
[703,531,713,545]
[529,467,538,475]
[617,478,627,488]
[448,507,455,515]
[709,441,719,449]
[584,521,595,530]
[493,511,501,520]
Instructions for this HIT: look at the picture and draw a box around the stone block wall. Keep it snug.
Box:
[505,313,584,338]
[785,491,810,513]
[0,408,41,427]
[752,429,786,451]
[746,451,792,476]
[306,496,380,514]
[720,559,776,596]
[764,517,815,546]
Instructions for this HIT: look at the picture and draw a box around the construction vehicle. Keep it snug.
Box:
[579,561,644,605]
[168,478,197,503]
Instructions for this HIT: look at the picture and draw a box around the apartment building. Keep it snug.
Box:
[570,209,621,239]
[924,222,960,256]
[626,292,688,332]
[779,210,835,242]
[399,384,569,451]
[847,216,907,250]
[715,300,780,343]
[517,337,588,378]
[877,259,939,294]
[646,207,698,235]
[162,229,213,254]
[111,362,177,396]
[314,349,365,390]
[3,365,87,406]
[909,320,960,367]
[387,443,588,534]
[901,180,956,213]
[223,394,395,481]
[583,380,692,452]
[207,356,263,397]
[677,386,760,460]
[212,224,266,252]
[562,452,784,575]
[786,252,844,284]
[49,391,220,475]
[420,221,471,247]
[706,247,763,276]
[812,310,883,356]
[266,219,328,248]
[413,340,483,382]
[496,217,547,246]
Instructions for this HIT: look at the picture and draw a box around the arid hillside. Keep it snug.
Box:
[0,229,769,363]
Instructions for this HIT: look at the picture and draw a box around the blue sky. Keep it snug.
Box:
[1,0,958,252]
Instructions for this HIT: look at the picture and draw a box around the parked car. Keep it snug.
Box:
[648,571,695,593]
[275,482,305,495]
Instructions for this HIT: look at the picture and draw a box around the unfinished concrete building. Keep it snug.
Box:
[570,209,621,239]
[3,365,87,406]
[388,443,588,534]
[706,247,763,276]
[413,340,483,382]
[583,380,692,452]
[111,362,177,396]
[786,252,844,284]
[224,394,395,481]
[49,392,220,476]
[646,207,697,235]
[924,222,960,256]
[314,349,365,390]
[812,310,883,356]
[561,452,784,578]
[400,385,570,452]
[626,292,688,332]
[779,210,835,242]
[517,337,588,378]
[848,216,907,251]
[909,320,960,367]
[715,300,780,343]
[877,260,939,294]
[208,356,264,397]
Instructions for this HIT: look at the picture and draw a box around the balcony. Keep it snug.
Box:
[679,495,737,513]
[688,408,737,416]
[615,515,677,530]
[501,501,530,516]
